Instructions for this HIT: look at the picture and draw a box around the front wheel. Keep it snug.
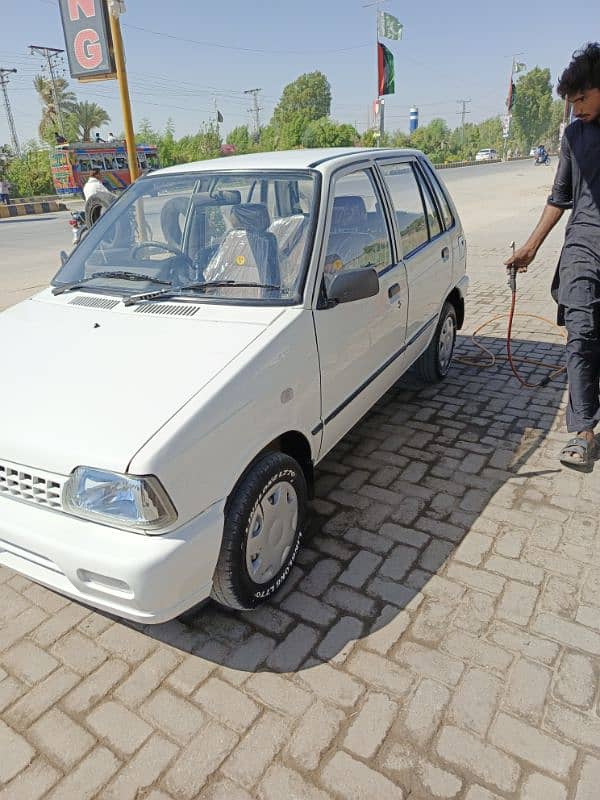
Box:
[415,301,457,383]
[211,452,308,611]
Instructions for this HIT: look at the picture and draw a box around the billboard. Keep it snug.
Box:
[58,0,116,81]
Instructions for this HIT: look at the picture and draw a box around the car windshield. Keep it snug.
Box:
[52,170,318,304]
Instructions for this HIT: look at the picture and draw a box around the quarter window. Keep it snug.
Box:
[422,162,455,229]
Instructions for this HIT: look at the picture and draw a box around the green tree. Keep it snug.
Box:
[69,101,110,141]
[157,120,177,166]
[271,71,332,148]
[301,118,358,148]
[409,118,451,162]
[135,118,161,145]
[34,75,77,143]
[227,124,253,154]
[541,99,565,151]
[6,142,54,196]
[510,67,553,153]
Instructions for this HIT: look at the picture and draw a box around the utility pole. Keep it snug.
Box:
[244,88,262,142]
[0,68,20,156]
[456,98,471,144]
[29,45,66,137]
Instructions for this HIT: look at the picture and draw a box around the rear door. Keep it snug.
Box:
[378,159,452,362]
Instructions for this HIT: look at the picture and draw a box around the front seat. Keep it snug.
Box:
[326,195,374,271]
[205,203,280,288]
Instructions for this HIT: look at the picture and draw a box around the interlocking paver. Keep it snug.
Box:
[162,721,238,799]
[222,711,289,788]
[29,708,95,769]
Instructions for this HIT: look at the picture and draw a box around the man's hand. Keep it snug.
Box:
[504,244,537,273]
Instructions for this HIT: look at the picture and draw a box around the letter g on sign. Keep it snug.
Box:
[74,28,103,69]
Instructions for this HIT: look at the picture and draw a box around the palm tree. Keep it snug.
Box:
[70,101,111,141]
[33,75,76,140]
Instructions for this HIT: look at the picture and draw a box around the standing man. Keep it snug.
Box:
[506,43,600,467]
[0,177,9,205]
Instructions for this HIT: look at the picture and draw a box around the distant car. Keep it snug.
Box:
[475,149,498,161]
[530,147,538,157]
[0,147,468,622]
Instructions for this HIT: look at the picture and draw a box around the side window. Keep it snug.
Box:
[324,169,391,274]
[422,162,455,229]
[380,162,428,257]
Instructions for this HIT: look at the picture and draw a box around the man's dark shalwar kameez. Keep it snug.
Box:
[549,117,600,432]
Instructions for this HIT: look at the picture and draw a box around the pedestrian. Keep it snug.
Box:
[506,42,600,467]
[54,131,67,145]
[107,132,116,142]
[0,177,9,204]
[94,132,105,144]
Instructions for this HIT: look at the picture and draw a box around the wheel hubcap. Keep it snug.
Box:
[438,315,456,373]
[245,481,298,585]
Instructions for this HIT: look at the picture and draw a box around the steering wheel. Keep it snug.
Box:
[131,241,193,284]
[131,240,193,267]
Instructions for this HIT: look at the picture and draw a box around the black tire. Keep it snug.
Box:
[415,301,457,383]
[85,192,115,228]
[211,452,308,611]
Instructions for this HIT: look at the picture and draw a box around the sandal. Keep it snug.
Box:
[559,437,596,468]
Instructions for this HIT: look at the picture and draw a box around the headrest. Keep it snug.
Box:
[192,189,241,207]
[230,203,270,232]
[213,189,241,205]
[331,195,367,230]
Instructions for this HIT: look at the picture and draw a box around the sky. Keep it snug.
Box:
[0,0,596,148]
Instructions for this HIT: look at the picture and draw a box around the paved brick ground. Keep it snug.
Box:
[2,166,600,798]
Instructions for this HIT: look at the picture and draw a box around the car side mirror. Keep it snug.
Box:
[324,267,379,307]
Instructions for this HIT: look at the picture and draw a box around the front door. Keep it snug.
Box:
[313,166,408,457]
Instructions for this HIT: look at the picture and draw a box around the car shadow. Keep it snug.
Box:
[133,331,568,674]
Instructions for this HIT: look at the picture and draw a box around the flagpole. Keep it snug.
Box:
[363,0,388,141]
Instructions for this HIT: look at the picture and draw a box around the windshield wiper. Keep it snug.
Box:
[123,280,282,307]
[52,271,171,297]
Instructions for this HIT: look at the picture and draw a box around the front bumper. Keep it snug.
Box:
[0,494,225,624]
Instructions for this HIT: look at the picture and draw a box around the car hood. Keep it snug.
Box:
[0,293,282,475]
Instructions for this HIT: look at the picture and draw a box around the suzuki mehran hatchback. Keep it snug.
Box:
[0,148,468,622]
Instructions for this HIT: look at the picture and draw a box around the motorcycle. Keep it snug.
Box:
[534,152,551,166]
[68,210,87,246]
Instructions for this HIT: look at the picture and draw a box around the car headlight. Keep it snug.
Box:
[63,467,177,533]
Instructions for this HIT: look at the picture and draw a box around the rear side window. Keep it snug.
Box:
[379,163,428,257]
[422,162,455,229]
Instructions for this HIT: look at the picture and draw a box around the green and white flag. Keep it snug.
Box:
[378,11,403,41]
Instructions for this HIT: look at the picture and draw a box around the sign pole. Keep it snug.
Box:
[106,2,138,181]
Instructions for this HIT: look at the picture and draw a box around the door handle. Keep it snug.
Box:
[441,246,450,261]
[388,283,400,299]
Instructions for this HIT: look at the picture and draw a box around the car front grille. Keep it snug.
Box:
[0,459,66,509]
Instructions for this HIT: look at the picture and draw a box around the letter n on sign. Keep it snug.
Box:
[58,0,116,80]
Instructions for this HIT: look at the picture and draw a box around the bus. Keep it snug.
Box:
[50,141,160,197]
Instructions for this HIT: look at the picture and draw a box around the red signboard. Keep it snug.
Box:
[58,0,116,80]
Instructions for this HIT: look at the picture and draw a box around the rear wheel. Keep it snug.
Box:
[415,301,457,383]
[211,452,307,610]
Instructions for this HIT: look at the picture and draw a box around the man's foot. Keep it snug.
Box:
[559,431,596,467]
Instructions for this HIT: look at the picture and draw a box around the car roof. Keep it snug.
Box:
[153,147,424,177]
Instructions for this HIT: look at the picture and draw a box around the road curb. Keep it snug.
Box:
[0,199,67,219]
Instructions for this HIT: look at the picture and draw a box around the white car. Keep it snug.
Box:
[475,149,498,161]
[0,148,468,622]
